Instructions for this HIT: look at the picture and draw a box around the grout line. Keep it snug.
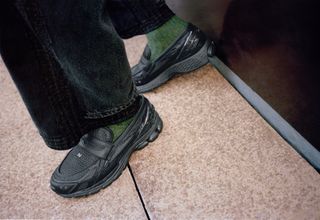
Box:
[128,164,151,220]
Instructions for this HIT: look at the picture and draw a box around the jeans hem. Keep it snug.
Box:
[116,3,175,39]
[41,95,141,150]
[84,92,138,119]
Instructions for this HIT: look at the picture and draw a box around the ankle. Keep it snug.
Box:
[146,16,188,61]
[107,117,134,142]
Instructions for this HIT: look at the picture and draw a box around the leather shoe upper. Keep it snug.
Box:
[50,96,157,196]
[131,24,208,86]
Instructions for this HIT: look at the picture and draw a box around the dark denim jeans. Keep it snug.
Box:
[0,0,173,150]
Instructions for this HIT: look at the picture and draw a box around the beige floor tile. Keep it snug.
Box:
[1,35,319,220]
[125,38,320,220]
[0,61,147,219]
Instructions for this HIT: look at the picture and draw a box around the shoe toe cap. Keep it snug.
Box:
[50,160,100,196]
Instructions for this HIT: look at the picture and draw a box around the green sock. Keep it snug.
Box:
[147,16,188,62]
[107,117,133,142]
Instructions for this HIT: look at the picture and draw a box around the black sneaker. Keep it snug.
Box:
[50,96,163,198]
[132,24,210,93]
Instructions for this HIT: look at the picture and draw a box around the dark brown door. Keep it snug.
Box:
[167,0,320,149]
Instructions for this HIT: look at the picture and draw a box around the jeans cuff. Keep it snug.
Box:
[84,93,138,119]
[116,3,175,39]
[41,95,141,150]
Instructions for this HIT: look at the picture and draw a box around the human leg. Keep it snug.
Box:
[0,0,162,197]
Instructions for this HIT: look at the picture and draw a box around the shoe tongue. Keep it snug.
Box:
[143,46,151,59]
[90,127,113,143]
[80,128,114,159]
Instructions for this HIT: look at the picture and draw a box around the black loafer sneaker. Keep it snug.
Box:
[132,24,210,93]
[50,96,163,198]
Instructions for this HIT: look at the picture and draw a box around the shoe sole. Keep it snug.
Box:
[136,40,210,93]
[57,111,163,198]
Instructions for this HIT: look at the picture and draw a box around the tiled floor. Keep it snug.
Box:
[0,36,319,219]
[0,51,146,219]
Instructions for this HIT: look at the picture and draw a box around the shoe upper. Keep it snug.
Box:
[50,96,156,196]
[132,24,208,86]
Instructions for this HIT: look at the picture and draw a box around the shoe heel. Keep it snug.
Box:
[172,39,210,74]
[148,117,163,142]
[135,113,163,150]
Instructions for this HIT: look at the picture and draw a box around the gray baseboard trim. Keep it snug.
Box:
[209,56,320,172]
